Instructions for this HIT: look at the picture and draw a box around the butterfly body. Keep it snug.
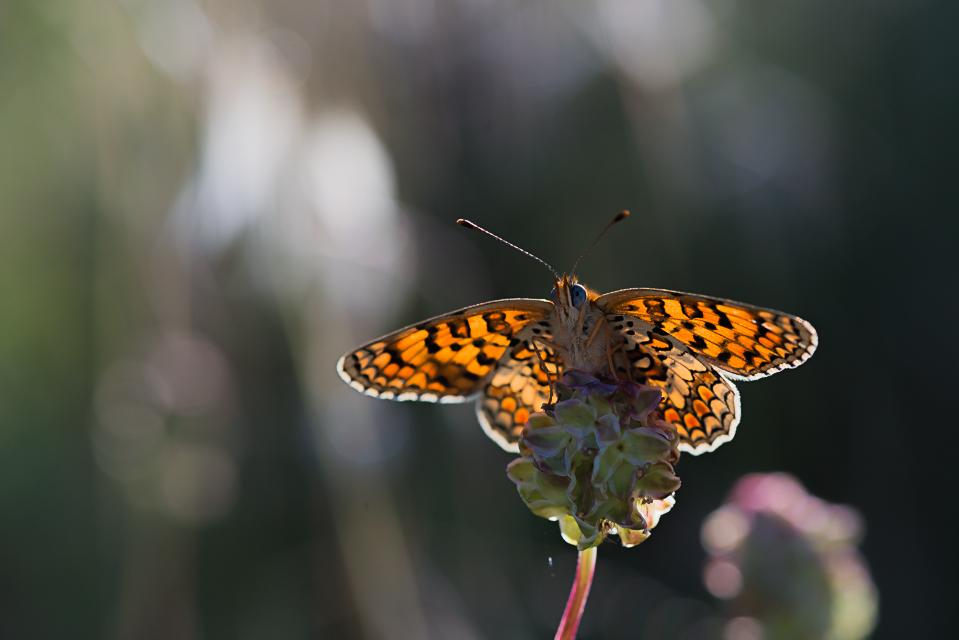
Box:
[337,274,817,455]
[545,277,614,373]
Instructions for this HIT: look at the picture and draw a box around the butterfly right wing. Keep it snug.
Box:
[336,299,553,403]
[598,288,817,454]
[599,288,817,381]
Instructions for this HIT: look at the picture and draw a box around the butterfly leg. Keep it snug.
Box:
[623,348,635,382]
[605,334,626,382]
[575,305,589,336]
[530,340,556,408]
[583,314,619,378]
[606,341,619,380]
[584,315,606,349]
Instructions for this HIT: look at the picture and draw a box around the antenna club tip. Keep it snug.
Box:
[456,218,477,229]
[615,210,631,222]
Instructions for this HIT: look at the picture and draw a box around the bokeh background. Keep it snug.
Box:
[3,0,956,638]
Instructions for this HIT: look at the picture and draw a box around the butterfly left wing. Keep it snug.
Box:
[336,299,553,403]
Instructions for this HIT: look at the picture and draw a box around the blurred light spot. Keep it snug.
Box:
[264,27,313,87]
[278,109,411,316]
[724,616,763,640]
[93,401,165,481]
[702,506,749,553]
[93,334,237,524]
[699,67,836,219]
[732,472,804,513]
[96,359,155,412]
[304,111,397,243]
[594,0,716,90]
[94,360,165,480]
[179,35,303,252]
[704,559,742,599]
[133,0,213,80]
[705,473,877,639]
[468,7,601,131]
[727,472,864,544]
[145,332,231,417]
[830,553,879,640]
[161,442,237,525]
[822,506,863,544]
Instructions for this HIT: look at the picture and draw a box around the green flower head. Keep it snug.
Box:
[507,370,681,550]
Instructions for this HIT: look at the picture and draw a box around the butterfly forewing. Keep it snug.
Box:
[598,288,817,380]
[336,299,554,403]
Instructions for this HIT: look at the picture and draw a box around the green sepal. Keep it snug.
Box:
[506,458,570,519]
[553,398,597,429]
[523,426,573,475]
[619,428,674,466]
[636,462,682,500]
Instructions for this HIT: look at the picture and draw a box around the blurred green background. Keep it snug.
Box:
[2,0,956,638]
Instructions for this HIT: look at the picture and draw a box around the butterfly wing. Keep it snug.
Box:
[476,337,561,452]
[611,328,740,454]
[599,288,817,454]
[599,288,817,380]
[336,299,554,403]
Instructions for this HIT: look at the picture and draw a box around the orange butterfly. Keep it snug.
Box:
[336,214,817,455]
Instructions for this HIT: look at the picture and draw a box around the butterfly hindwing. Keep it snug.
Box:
[611,327,740,455]
[476,336,561,451]
[336,299,553,403]
[599,288,817,380]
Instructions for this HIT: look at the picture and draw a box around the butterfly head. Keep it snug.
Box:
[549,275,599,316]
[550,275,589,310]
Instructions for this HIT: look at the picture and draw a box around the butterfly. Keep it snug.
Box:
[336,215,817,455]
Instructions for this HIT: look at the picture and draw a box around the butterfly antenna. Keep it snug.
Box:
[568,210,631,276]
[457,219,561,280]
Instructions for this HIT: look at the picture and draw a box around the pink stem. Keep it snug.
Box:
[554,545,598,640]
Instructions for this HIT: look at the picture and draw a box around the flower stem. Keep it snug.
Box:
[554,545,598,640]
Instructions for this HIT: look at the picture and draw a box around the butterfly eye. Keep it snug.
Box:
[571,284,588,307]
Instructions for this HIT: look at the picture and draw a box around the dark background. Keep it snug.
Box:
[2,0,956,637]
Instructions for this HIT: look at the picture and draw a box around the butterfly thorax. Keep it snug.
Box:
[549,277,617,374]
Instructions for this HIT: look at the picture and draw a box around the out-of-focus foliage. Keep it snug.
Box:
[1,0,956,637]
[702,473,877,640]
